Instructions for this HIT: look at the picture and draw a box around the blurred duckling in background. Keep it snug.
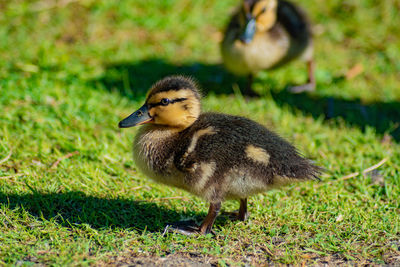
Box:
[221,0,314,95]
[119,76,321,235]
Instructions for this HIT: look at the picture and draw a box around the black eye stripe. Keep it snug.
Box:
[148,98,187,108]
[255,7,266,18]
[171,98,187,104]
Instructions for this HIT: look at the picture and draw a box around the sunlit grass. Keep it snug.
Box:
[0,0,399,265]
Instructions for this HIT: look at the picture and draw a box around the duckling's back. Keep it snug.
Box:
[175,113,320,201]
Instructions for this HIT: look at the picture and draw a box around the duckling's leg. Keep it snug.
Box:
[244,74,259,97]
[222,198,249,221]
[199,202,221,235]
[289,60,316,93]
[238,198,249,221]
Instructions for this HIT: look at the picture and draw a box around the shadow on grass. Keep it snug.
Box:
[271,90,400,141]
[90,58,239,99]
[0,191,230,232]
[91,58,400,141]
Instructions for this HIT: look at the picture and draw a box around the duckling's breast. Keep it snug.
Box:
[132,126,187,190]
[221,26,290,76]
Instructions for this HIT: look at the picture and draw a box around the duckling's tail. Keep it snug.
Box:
[285,156,323,182]
[305,160,324,182]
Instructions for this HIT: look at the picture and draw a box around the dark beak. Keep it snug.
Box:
[118,104,152,128]
[239,18,256,44]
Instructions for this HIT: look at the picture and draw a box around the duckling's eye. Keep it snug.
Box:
[160,98,170,106]
[256,7,266,18]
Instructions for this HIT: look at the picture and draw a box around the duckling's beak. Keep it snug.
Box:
[240,17,256,44]
[118,104,153,128]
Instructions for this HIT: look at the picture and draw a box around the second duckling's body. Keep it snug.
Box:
[221,0,314,94]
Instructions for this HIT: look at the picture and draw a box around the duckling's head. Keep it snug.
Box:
[239,0,278,43]
[119,76,202,131]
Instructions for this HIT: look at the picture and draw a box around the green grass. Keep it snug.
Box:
[0,0,399,265]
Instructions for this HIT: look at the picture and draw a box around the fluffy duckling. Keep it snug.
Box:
[119,76,320,235]
[221,0,314,94]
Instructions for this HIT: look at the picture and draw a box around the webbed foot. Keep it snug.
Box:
[164,202,221,236]
[288,83,315,93]
[164,220,200,236]
[243,87,260,97]
[164,220,216,236]
[289,60,316,93]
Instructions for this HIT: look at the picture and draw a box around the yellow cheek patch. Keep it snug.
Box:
[145,89,201,129]
[245,145,270,165]
[159,105,187,122]
[151,103,196,128]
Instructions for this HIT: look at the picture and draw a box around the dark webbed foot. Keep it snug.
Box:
[165,202,221,236]
[243,87,259,97]
[289,59,315,93]
[288,82,315,93]
[164,220,202,236]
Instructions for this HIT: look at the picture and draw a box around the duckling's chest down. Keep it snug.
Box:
[132,124,225,197]
[132,126,186,190]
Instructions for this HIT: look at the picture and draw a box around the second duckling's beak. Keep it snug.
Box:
[240,17,256,44]
[118,104,153,128]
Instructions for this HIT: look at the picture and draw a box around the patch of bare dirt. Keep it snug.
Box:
[97,253,219,267]
[106,256,210,267]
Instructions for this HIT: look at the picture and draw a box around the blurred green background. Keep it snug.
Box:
[0,0,399,265]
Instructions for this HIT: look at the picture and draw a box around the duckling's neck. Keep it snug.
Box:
[133,124,181,174]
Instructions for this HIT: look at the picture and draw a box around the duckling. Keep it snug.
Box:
[119,76,321,235]
[221,0,314,94]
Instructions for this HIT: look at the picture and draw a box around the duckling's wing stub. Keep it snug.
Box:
[179,113,321,182]
[277,0,311,40]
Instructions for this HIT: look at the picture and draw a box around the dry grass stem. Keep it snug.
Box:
[0,150,12,165]
[315,158,388,188]
[0,173,25,179]
[50,151,79,169]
